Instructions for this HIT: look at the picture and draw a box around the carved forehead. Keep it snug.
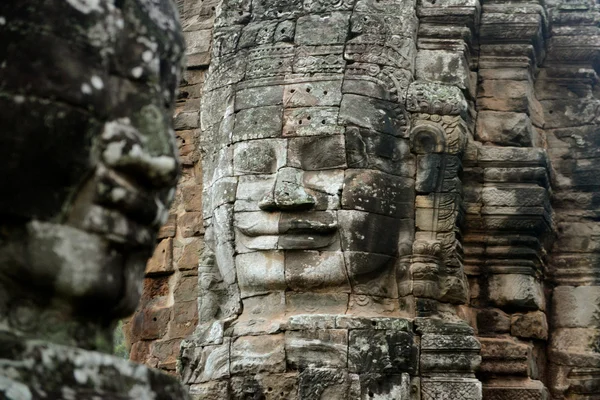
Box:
[0,0,184,221]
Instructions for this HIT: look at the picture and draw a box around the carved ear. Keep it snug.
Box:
[409,122,446,154]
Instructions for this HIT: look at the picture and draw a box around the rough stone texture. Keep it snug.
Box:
[124,0,209,375]
[0,0,188,398]
[0,334,190,400]
[175,0,484,397]
[130,0,600,399]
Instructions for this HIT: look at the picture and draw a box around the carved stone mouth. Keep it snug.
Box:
[279,219,338,234]
[235,216,339,250]
[276,233,337,250]
[236,220,338,237]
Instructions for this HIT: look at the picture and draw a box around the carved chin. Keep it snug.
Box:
[20,220,147,315]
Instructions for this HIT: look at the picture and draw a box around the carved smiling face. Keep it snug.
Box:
[200,0,421,324]
[204,79,417,319]
[0,0,184,341]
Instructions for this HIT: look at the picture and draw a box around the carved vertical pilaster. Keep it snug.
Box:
[464,1,553,398]
[409,1,483,398]
[541,2,600,399]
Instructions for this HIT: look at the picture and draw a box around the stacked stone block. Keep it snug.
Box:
[125,0,214,375]
[125,1,600,399]
[543,2,600,398]
[464,1,552,398]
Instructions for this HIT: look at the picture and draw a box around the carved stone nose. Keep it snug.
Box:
[259,167,315,211]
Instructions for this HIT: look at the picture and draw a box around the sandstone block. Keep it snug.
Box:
[477,308,511,334]
[298,368,357,399]
[488,274,545,311]
[131,297,171,340]
[232,106,283,142]
[189,381,229,400]
[511,311,548,340]
[286,292,349,315]
[476,111,535,146]
[233,139,287,175]
[182,185,203,212]
[179,212,204,238]
[235,84,284,111]
[295,12,351,45]
[236,251,286,298]
[283,107,343,137]
[283,79,343,107]
[230,373,299,400]
[421,377,482,400]
[348,329,417,374]
[230,334,286,375]
[288,135,346,170]
[339,94,408,137]
[416,50,470,89]
[358,373,412,400]
[146,238,174,275]
[180,339,231,384]
[347,294,402,318]
[285,329,348,369]
[479,337,532,377]
[344,251,398,297]
[338,210,412,255]
[342,169,414,218]
[345,127,414,177]
[174,111,200,130]
[553,286,600,328]
[549,328,600,368]
[285,250,350,293]
[235,175,276,212]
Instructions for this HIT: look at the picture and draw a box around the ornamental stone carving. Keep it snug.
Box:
[179,0,481,398]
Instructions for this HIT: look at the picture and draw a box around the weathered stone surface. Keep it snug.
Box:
[415,50,470,89]
[477,308,511,335]
[479,337,532,377]
[285,329,348,369]
[230,334,286,375]
[342,170,414,218]
[0,337,190,400]
[0,0,191,396]
[285,250,350,293]
[180,339,231,384]
[146,238,175,275]
[288,135,347,171]
[126,0,600,398]
[339,94,408,137]
[511,311,548,340]
[552,286,600,328]
[487,274,545,311]
[230,373,299,400]
[348,329,417,374]
[476,111,535,147]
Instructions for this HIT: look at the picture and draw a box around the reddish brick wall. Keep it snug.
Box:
[124,0,216,375]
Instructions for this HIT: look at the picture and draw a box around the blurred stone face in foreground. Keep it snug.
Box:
[0,1,189,399]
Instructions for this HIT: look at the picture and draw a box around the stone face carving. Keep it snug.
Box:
[121,0,600,398]
[0,1,188,398]
[179,0,482,397]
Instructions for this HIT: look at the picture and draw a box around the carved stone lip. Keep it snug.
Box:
[277,233,338,250]
[236,219,338,237]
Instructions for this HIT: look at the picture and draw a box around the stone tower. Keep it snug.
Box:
[127,0,600,399]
